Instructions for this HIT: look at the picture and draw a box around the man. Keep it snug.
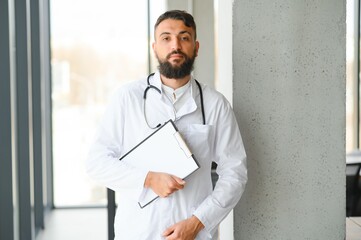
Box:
[86,10,247,240]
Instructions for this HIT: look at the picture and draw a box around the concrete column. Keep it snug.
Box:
[233,1,345,239]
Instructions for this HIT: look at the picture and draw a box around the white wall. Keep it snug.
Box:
[233,1,346,239]
[214,0,233,104]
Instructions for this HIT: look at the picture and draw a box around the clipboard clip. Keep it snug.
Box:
[173,132,192,158]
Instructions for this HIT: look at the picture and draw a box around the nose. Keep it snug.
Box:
[171,38,181,51]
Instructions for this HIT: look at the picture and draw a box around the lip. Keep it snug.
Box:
[169,54,184,59]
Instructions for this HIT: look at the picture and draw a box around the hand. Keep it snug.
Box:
[162,216,204,240]
[144,171,185,198]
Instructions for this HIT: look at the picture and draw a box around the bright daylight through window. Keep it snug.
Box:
[50,0,155,207]
[346,0,358,153]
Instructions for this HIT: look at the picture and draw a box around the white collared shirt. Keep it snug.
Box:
[86,71,247,240]
[161,79,191,112]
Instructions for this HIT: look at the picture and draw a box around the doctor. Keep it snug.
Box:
[86,10,247,240]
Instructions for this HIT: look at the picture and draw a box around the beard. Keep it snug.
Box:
[156,49,196,79]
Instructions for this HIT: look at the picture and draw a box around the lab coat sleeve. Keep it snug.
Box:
[193,98,248,236]
[85,89,148,196]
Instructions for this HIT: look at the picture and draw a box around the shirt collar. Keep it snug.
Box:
[150,71,197,99]
[162,79,191,103]
[148,71,199,118]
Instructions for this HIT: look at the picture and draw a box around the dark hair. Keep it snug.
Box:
[154,10,197,40]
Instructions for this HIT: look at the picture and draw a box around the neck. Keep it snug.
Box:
[160,74,191,90]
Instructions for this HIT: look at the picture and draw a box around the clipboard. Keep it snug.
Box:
[119,120,200,208]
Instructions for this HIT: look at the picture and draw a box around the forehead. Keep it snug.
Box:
[155,19,195,37]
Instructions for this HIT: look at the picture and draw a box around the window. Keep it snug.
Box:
[346,0,359,153]
[51,0,153,207]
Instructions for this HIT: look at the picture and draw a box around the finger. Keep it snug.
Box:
[166,177,184,191]
[162,226,174,237]
[173,176,186,186]
[170,180,184,191]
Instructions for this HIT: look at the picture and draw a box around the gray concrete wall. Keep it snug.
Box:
[233,1,346,239]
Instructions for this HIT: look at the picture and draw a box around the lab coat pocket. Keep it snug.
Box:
[181,124,214,166]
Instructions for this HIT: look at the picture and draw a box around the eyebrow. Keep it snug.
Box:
[159,30,192,38]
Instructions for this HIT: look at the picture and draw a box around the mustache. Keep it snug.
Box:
[166,50,187,59]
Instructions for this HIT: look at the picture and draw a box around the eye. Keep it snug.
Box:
[162,36,170,41]
[180,36,190,41]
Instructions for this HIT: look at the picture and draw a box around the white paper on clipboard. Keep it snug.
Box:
[119,120,200,208]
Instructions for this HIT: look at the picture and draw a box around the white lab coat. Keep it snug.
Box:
[86,71,247,240]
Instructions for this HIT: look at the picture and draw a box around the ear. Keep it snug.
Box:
[195,40,200,57]
[152,41,157,56]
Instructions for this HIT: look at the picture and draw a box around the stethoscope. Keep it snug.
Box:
[143,73,205,129]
